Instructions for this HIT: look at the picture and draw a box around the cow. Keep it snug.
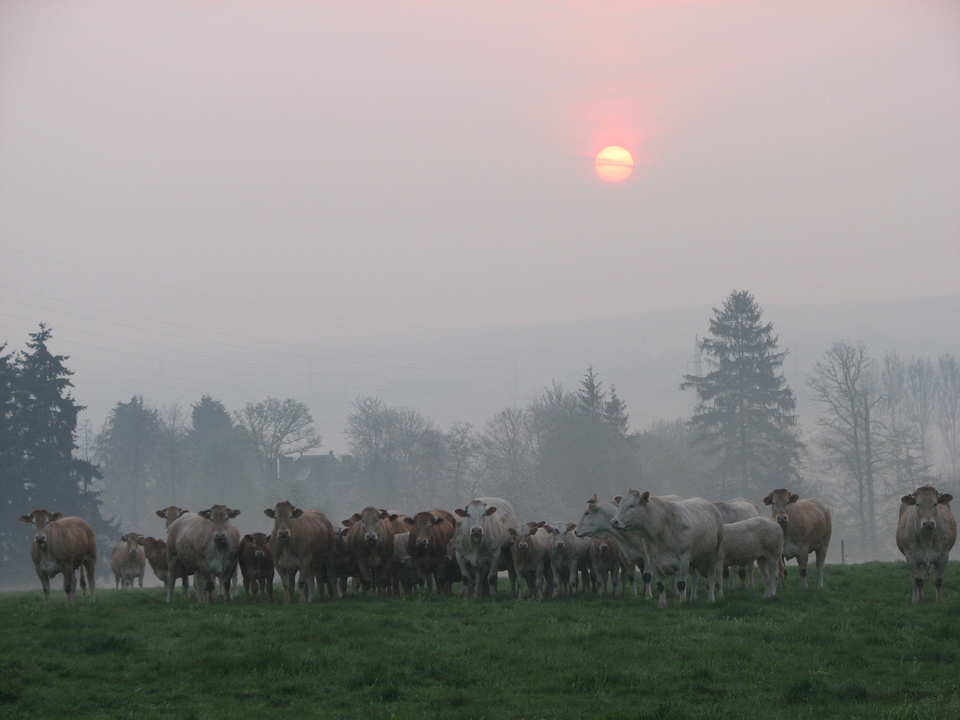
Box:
[546,521,592,595]
[716,517,784,598]
[590,536,622,596]
[165,505,241,603]
[610,490,723,608]
[896,485,956,604]
[574,496,649,599]
[403,509,456,592]
[438,538,463,596]
[762,489,832,589]
[508,522,553,600]
[392,533,424,594]
[19,510,97,606]
[332,524,360,596]
[454,497,518,598]
[156,506,189,528]
[110,532,146,590]
[265,501,338,603]
[239,532,275,603]
[713,498,761,590]
[345,507,399,595]
[138,537,190,593]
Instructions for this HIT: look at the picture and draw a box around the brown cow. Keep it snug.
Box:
[897,485,956,604]
[264,501,337,603]
[239,532,275,603]
[508,522,553,600]
[156,506,188,528]
[345,507,398,595]
[110,532,146,590]
[332,524,360,596]
[138,537,190,593]
[402,509,456,592]
[763,489,832,589]
[546,521,592,595]
[590,536,621,596]
[19,510,97,606]
[165,505,241,603]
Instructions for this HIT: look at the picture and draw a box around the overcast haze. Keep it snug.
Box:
[1,0,959,447]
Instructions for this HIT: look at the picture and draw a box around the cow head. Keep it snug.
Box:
[509,523,541,554]
[763,489,799,527]
[456,501,497,544]
[902,486,953,532]
[156,506,188,528]
[199,505,240,549]
[120,532,142,558]
[19,509,63,549]
[609,489,650,531]
[353,507,387,547]
[405,511,445,551]
[575,497,616,538]
[137,536,166,564]
[243,532,271,559]
[265,501,303,544]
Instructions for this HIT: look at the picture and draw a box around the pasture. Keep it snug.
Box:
[0,562,958,720]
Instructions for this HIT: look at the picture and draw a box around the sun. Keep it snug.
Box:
[595,146,634,183]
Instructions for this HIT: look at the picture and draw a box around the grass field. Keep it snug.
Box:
[1,562,958,720]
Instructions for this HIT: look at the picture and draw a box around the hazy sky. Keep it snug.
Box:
[1,1,958,440]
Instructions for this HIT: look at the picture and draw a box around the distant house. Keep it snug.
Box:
[273,451,355,499]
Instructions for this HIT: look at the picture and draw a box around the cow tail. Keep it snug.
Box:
[79,564,88,591]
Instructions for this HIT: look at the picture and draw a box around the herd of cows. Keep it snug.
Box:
[17,485,956,608]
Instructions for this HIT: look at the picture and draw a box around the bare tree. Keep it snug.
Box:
[236,397,322,485]
[935,354,960,491]
[445,422,483,506]
[479,407,536,514]
[807,342,883,549]
[878,353,928,493]
[156,403,190,506]
[906,356,937,467]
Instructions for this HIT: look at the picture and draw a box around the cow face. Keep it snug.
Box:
[509,523,540,554]
[548,521,576,550]
[265,501,304,544]
[199,505,241,548]
[243,532,271,559]
[763,489,799,528]
[609,489,651,531]
[574,497,613,538]
[356,507,388,546]
[120,533,142,558]
[406,512,443,551]
[456,501,497,544]
[156,506,188,527]
[902,486,953,532]
[138,537,166,564]
[19,509,64,549]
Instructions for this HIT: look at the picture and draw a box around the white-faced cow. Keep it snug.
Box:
[345,507,399,595]
[20,510,97,606]
[509,522,553,600]
[897,486,956,604]
[454,497,518,598]
[265,501,337,603]
[111,532,146,590]
[402,509,456,592]
[716,517,784,598]
[239,532,275,603]
[546,521,592,595]
[713,498,761,590]
[574,496,649,599]
[762,489,832,589]
[610,491,723,608]
[165,505,241,603]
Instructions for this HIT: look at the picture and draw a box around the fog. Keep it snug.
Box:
[2,2,959,578]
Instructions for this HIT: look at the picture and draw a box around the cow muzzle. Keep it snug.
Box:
[416,537,428,548]
[214,532,228,548]
[610,518,622,529]
[921,520,937,531]
[365,534,378,546]
[470,528,483,544]
[776,515,788,525]
[555,541,565,550]
[35,535,47,547]
[278,529,291,541]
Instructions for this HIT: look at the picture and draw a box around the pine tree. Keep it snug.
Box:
[681,291,803,499]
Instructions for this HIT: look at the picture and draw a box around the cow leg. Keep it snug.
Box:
[487,550,502,597]
[115,574,120,591]
[815,545,828,588]
[933,556,948,604]
[758,555,777,598]
[796,552,810,589]
[63,570,77,606]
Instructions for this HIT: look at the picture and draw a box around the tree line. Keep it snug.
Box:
[3,292,959,579]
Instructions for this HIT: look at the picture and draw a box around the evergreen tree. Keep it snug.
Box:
[681,291,803,499]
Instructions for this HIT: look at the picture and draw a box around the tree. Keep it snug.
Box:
[878,353,929,493]
[188,395,253,504]
[935,354,960,491]
[0,327,109,578]
[236,397,322,485]
[681,290,803,500]
[155,403,189,506]
[807,341,883,549]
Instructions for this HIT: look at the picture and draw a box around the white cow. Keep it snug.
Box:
[716,517,783,598]
[897,485,956,604]
[574,495,649,599]
[454,497,517,598]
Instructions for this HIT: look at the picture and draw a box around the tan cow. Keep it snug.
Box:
[590,536,622,596]
[716,517,784,598]
[265,501,338,603]
[763,489,832,588]
[546,521,592,595]
[896,485,956,604]
[110,532,146,590]
[239,532,275,603]
[454,497,518,598]
[402,509,456,592]
[611,491,724,607]
[508,522,553,600]
[713,498,761,589]
[156,506,188,528]
[139,537,190,593]
[19,510,97,606]
[345,507,399,595]
[165,505,241,603]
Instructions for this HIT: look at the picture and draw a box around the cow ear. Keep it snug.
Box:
[19,515,32,524]
[199,510,212,520]
[178,509,188,518]
[508,528,517,537]
[588,495,598,504]
[788,494,800,504]
[341,519,351,527]
[938,494,953,505]
[484,506,497,517]
[242,534,253,542]
[292,508,304,518]
[640,492,650,503]
[120,534,128,541]
[377,509,388,520]
[455,508,467,517]
[229,509,241,518]
[137,537,147,546]
[352,513,362,522]
[431,515,443,525]
[403,517,416,526]
[901,495,917,506]
[762,494,773,506]
[264,508,276,518]
[530,527,539,535]
[389,513,399,522]
[50,512,63,521]
[566,522,577,532]
[156,510,167,519]
[614,495,623,505]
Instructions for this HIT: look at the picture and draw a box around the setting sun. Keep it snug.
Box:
[595,146,634,183]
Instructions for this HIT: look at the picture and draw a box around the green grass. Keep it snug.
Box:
[1,562,958,719]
